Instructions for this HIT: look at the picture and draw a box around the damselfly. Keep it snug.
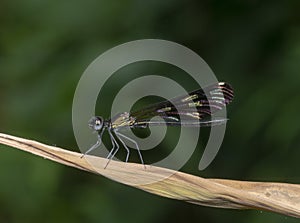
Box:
[83,82,233,167]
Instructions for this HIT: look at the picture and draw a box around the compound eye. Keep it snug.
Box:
[88,116,103,131]
[94,118,103,130]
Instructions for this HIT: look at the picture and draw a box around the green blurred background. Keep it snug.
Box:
[1,0,300,222]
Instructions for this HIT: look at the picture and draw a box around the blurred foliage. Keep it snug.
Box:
[1,0,300,222]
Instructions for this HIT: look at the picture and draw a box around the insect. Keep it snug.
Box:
[83,82,233,167]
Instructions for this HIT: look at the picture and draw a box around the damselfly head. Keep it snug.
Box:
[88,116,104,131]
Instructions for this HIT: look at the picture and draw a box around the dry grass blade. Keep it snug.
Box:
[0,133,299,218]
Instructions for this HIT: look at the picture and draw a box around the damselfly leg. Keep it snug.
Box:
[106,129,119,160]
[115,131,144,165]
[104,129,120,168]
[111,131,130,163]
[81,127,105,158]
[105,130,145,168]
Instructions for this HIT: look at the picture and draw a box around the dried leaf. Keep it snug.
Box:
[0,133,299,218]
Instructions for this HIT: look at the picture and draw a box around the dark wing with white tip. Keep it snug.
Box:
[112,82,234,129]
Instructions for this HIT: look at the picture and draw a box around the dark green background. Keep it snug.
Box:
[1,0,300,222]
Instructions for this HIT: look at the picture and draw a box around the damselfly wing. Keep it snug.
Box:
[84,82,234,167]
